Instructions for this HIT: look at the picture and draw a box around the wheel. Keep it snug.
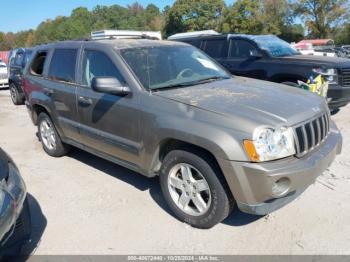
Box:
[37,112,70,157]
[159,149,234,229]
[10,83,25,105]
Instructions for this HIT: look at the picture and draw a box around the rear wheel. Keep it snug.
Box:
[159,149,234,229]
[10,83,25,105]
[38,113,70,157]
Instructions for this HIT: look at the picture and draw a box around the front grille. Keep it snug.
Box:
[0,72,7,80]
[341,68,350,87]
[293,113,330,157]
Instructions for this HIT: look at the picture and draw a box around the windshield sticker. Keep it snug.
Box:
[196,58,218,71]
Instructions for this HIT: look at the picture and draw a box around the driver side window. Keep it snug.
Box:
[82,50,125,88]
[229,40,258,58]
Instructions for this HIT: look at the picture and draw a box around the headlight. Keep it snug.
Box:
[312,68,338,84]
[6,163,26,208]
[244,127,296,162]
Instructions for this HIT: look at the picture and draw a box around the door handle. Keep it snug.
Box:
[78,96,93,106]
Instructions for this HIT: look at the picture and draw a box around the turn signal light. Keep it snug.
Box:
[243,140,260,162]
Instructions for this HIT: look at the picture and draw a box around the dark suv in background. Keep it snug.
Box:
[170,33,350,113]
[9,48,33,105]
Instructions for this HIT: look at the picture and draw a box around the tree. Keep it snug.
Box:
[334,23,350,44]
[164,0,226,36]
[294,0,349,38]
[221,0,262,34]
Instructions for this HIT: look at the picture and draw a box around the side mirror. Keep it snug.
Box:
[92,77,131,96]
[249,50,263,59]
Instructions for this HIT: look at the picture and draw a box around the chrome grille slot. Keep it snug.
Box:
[294,113,330,157]
[341,68,350,87]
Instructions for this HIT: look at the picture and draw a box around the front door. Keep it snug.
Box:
[223,39,267,80]
[76,48,141,166]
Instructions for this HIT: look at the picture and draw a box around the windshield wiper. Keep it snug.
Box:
[151,76,230,92]
[151,82,197,92]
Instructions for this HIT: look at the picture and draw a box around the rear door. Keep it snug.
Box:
[223,38,267,79]
[45,47,81,142]
[76,46,141,166]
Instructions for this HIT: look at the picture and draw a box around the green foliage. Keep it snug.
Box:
[0,0,349,50]
[164,0,226,36]
[334,23,350,45]
[294,0,350,38]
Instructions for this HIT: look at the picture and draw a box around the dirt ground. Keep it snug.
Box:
[0,89,349,255]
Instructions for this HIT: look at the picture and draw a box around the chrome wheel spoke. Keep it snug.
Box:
[169,177,184,190]
[192,194,207,213]
[193,179,209,192]
[180,165,192,181]
[178,193,191,209]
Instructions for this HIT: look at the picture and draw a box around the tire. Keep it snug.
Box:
[159,149,234,229]
[37,112,70,157]
[10,83,25,105]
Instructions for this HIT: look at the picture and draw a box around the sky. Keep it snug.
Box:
[0,0,180,33]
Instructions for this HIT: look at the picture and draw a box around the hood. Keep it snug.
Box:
[0,148,9,180]
[154,77,327,127]
[281,55,350,69]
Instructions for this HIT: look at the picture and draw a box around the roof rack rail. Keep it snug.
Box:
[91,30,162,40]
[168,30,220,40]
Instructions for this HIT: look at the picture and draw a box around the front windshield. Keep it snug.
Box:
[254,36,300,57]
[120,45,231,90]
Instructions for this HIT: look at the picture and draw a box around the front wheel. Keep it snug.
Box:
[159,150,234,229]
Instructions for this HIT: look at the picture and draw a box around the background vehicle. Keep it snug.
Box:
[169,32,350,114]
[0,60,8,89]
[23,38,341,229]
[0,148,31,256]
[8,48,33,105]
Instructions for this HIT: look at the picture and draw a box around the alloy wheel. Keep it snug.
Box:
[167,163,211,216]
[40,119,56,151]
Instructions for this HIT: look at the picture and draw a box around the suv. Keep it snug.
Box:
[9,48,33,105]
[23,39,342,228]
[169,33,350,113]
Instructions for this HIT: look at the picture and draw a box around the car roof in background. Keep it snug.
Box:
[170,33,277,42]
[33,39,189,51]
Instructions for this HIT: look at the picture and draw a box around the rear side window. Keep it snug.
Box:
[185,40,201,48]
[203,39,226,58]
[229,40,258,58]
[48,49,77,83]
[82,50,125,87]
[30,51,48,77]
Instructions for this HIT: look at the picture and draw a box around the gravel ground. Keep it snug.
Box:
[0,89,349,255]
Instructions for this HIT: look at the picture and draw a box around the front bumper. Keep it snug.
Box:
[219,122,342,215]
[327,83,350,110]
[0,157,27,247]
[0,79,9,88]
